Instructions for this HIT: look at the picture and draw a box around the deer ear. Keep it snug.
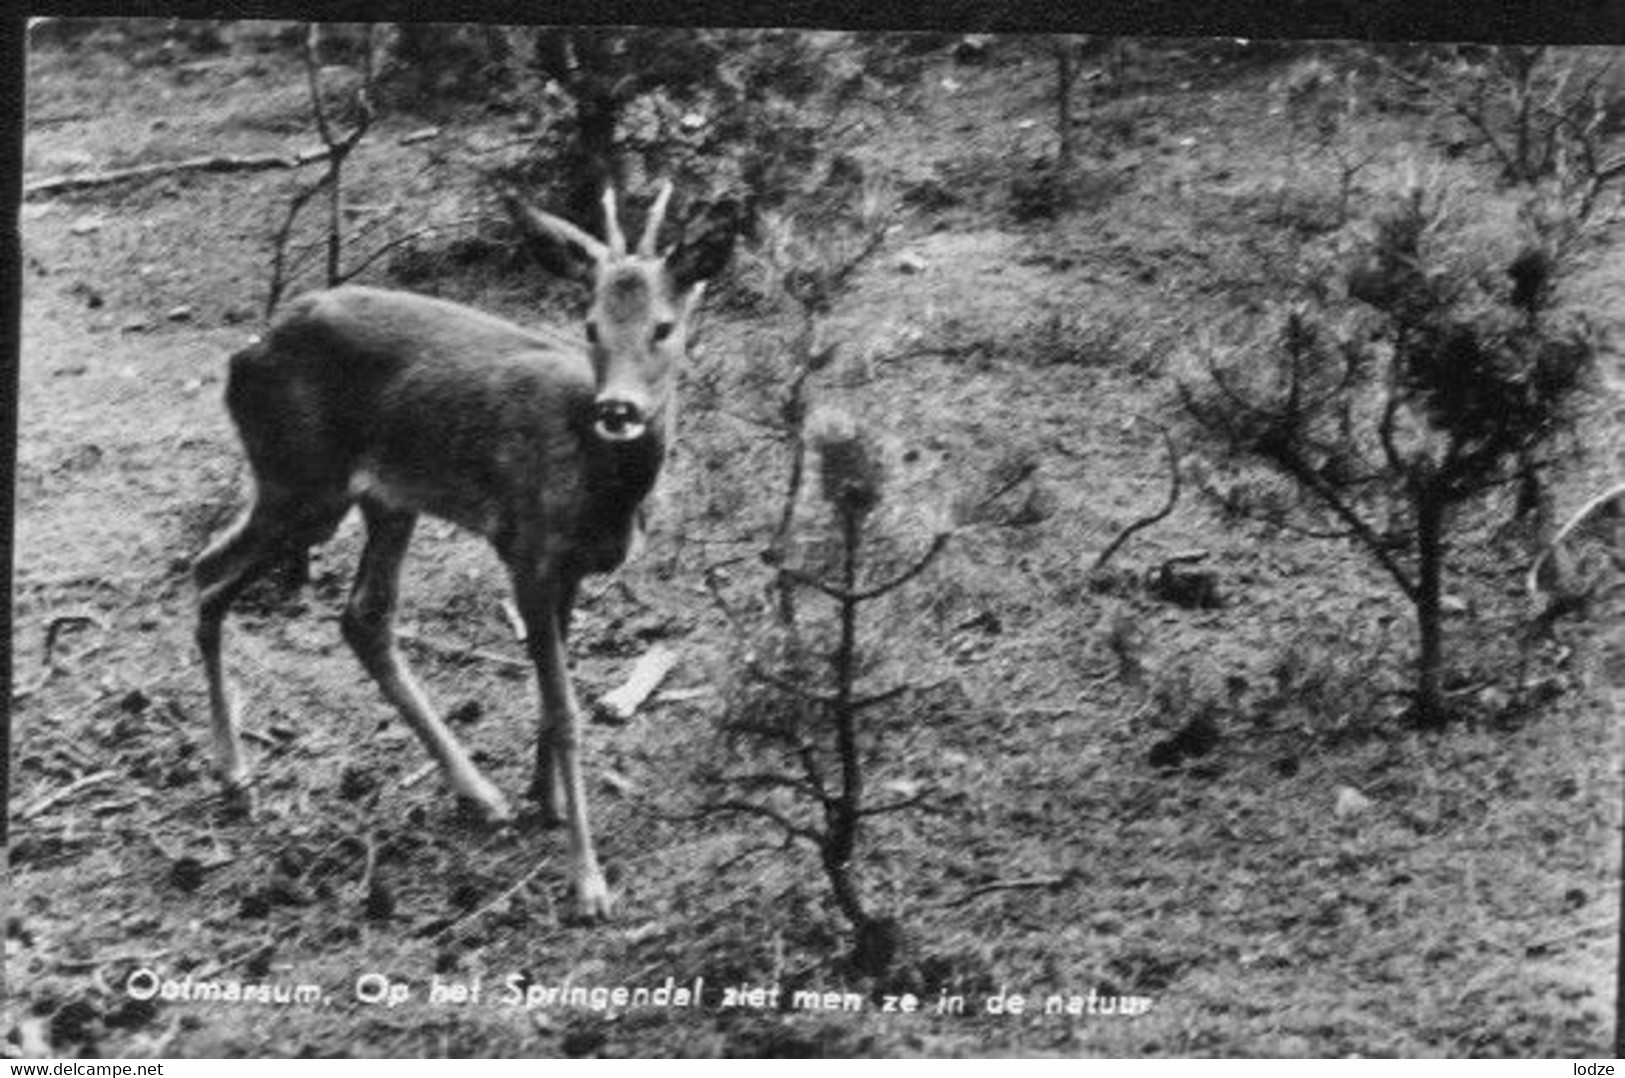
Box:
[667,198,740,293]
[499,186,606,285]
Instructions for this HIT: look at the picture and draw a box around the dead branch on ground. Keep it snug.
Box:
[25,148,338,199]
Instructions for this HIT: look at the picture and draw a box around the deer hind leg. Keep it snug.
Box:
[341,499,512,823]
[194,485,346,805]
[511,563,610,918]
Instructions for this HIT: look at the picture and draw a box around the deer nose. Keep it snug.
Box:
[593,398,647,441]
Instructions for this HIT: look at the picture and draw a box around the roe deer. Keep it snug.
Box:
[193,183,736,919]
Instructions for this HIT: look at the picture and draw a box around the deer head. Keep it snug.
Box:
[505,183,738,443]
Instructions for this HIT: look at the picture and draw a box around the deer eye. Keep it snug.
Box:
[652,321,675,344]
[585,321,600,345]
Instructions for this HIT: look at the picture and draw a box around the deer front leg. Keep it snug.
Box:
[344,502,512,822]
[525,577,580,824]
[513,565,612,920]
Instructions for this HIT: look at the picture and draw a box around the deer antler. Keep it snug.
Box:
[639,181,674,258]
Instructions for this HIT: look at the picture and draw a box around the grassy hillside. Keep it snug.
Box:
[8,25,1623,1057]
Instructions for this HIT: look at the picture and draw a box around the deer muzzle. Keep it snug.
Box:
[593,398,648,442]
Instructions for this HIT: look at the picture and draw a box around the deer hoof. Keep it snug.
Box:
[219,781,256,819]
[524,775,568,828]
[456,785,514,826]
[573,872,614,922]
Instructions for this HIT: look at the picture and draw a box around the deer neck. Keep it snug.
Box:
[563,401,668,575]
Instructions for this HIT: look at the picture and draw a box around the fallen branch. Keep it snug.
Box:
[24,148,336,199]
[594,645,680,725]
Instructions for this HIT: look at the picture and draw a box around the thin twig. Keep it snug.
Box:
[11,670,53,702]
[849,683,912,712]
[44,612,105,668]
[267,20,373,315]
[946,875,1068,907]
[190,925,303,982]
[713,838,799,874]
[973,461,1039,512]
[727,770,824,799]
[359,832,379,896]
[400,762,437,789]
[778,531,950,604]
[19,770,119,821]
[395,628,529,671]
[745,659,837,705]
[431,858,551,943]
[850,531,951,602]
[1092,422,1182,572]
[1527,480,1625,595]
[266,173,331,317]
[333,217,484,283]
[698,799,824,847]
[1379,55,1525,181]
[1524,917,1617,954]
[859,790,933,817]
[55,949,171,972]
